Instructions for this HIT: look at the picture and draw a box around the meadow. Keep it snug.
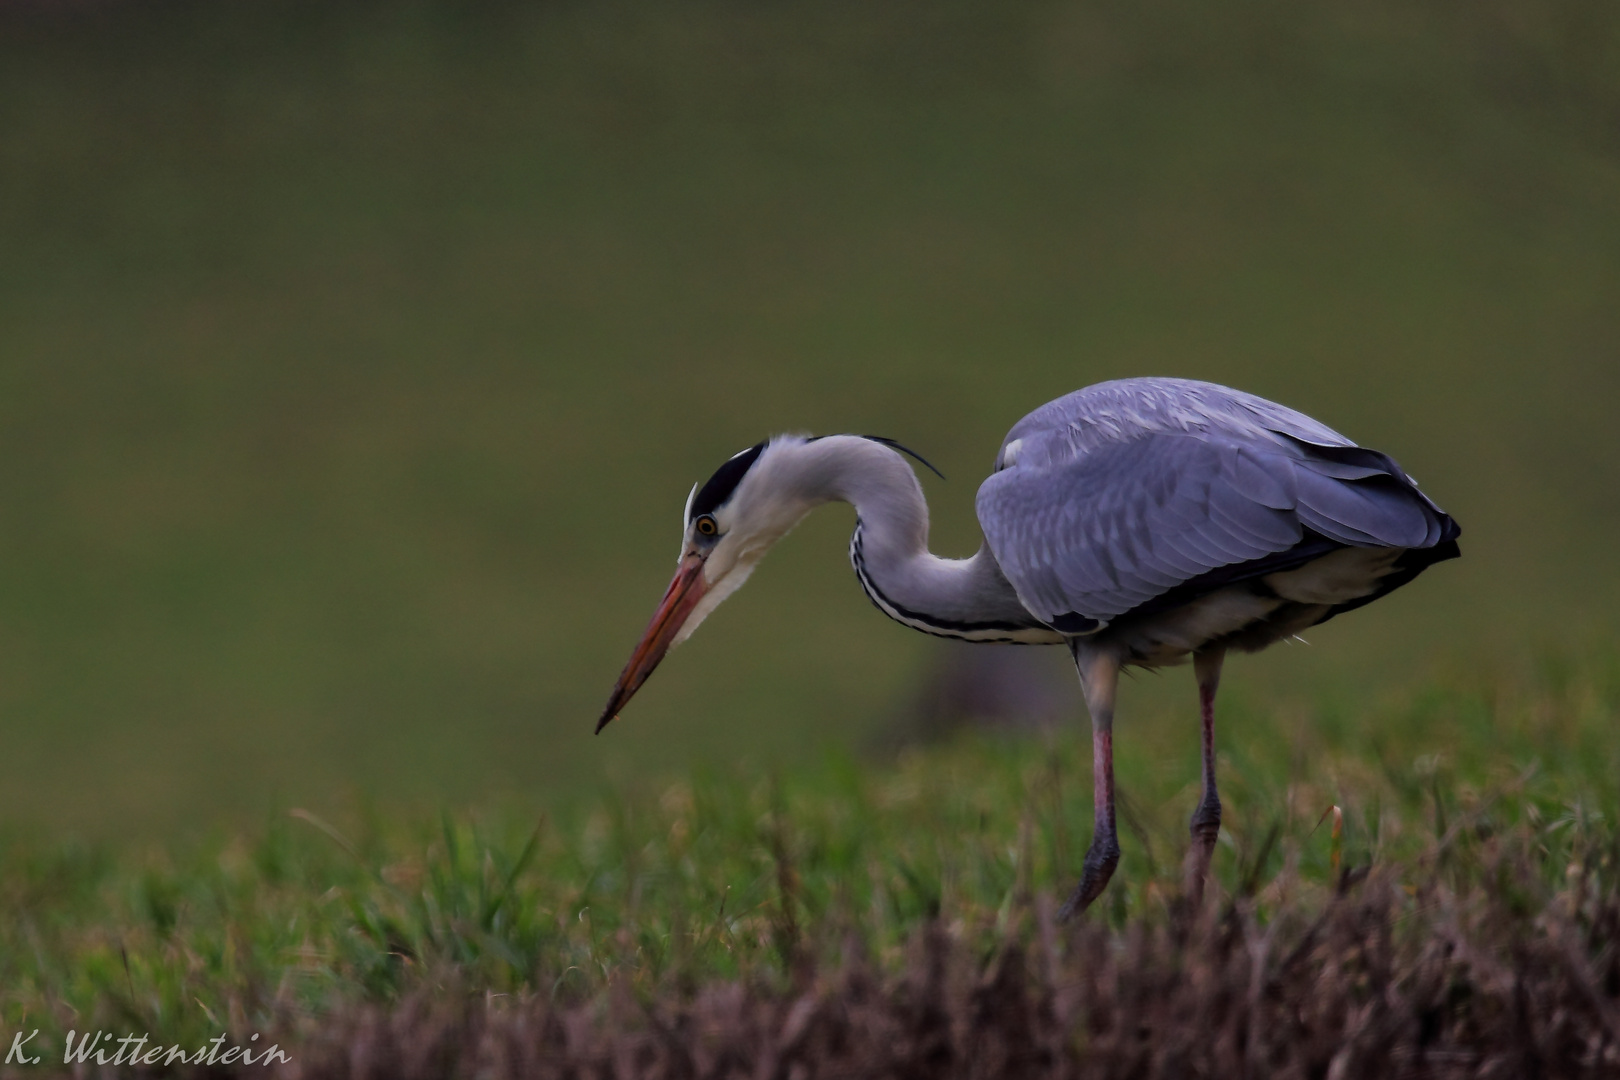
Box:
[2,648,1617,1073]
[1,0,1618,1072]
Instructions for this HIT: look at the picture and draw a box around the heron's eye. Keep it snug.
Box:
[694,515,719,537]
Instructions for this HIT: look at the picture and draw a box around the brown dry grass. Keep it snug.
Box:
[278,832,1620,1080]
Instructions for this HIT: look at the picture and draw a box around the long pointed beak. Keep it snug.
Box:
[597,553,708,733]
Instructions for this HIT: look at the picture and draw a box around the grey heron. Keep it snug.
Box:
[598,377,1460,916]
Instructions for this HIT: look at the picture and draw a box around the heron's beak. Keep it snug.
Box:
[596,553,708,733]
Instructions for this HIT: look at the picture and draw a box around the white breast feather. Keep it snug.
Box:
[1264,547,1404,605]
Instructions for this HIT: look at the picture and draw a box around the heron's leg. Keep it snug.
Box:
[1185,647,1226,907]
[1059,646,1121,921]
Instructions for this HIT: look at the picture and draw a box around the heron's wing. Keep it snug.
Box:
[975,380,1454,630]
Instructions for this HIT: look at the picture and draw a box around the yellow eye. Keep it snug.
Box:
[695,515,718,536]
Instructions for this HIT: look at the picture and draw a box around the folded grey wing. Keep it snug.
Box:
[975,431,1452,632]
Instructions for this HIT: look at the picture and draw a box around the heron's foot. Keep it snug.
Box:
[1058,835,1121,921]
[1183,795,1222,908]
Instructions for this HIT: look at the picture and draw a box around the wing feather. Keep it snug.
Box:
[975,378,1458,628]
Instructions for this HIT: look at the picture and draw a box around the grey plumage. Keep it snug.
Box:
[600,376,1460,917]
[977,378,1457,639]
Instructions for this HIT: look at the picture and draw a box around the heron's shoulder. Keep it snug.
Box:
[992,377,1352,471]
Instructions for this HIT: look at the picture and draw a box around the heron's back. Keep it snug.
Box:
[975,378,1459,665]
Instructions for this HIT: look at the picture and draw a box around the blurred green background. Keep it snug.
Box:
[0,0,1616,835]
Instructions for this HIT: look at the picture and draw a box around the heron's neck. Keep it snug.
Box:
[769,436,1054,643]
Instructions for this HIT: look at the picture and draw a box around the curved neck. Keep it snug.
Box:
[760,436,1055,643]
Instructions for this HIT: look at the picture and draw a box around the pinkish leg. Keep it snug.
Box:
[1185,648,1226,907]
[1059,646,1120,921]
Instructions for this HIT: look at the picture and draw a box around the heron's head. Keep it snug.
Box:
[597,436,819,732]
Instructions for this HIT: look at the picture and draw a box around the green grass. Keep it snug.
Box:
[3,649,1615,1055]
